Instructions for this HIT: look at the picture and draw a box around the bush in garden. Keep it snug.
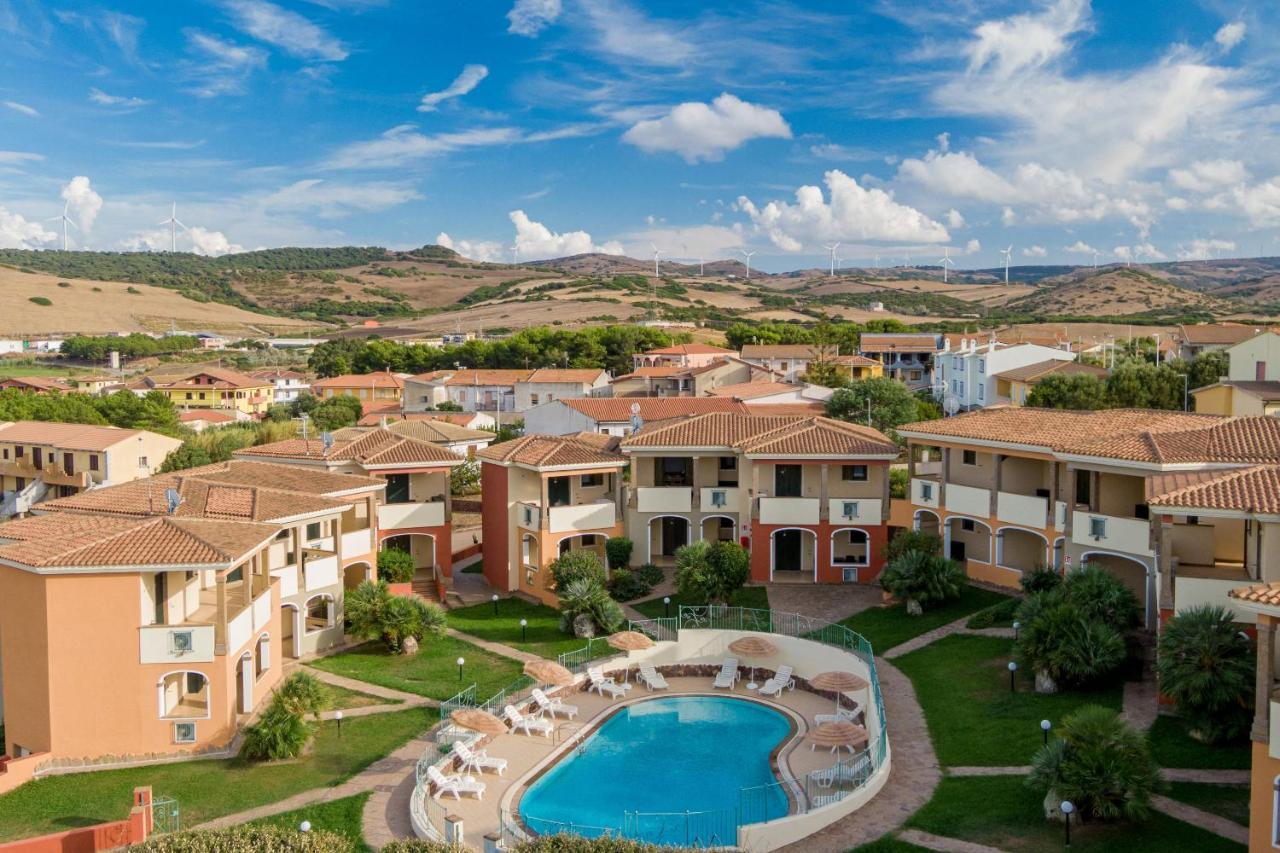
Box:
[128,826,355,851]
[634,563,664,587]
[377,548,417,583]
[605,536,634,570]
[1020,565,1062,595]
[607,568,651,601]
[884,529,942,564]
[557,577,624,636]
[450,458,481,495]
[344,581,446,653]
[275,672,329,722]
[1155,605,1255,744]
[879,550,965,614]
[240,699,310,761]
[549,549,607,590]
[1028,704,1161,823]
[674,540,750,605]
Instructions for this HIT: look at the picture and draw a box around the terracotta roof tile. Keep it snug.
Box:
[1229,580,1280,606]
[525,368,607,384]
[560,397,748,421]
[237,428,461,467]
[857,334,941,353]
[0,376,73,391]
[1180,323,1262,345]
[992,360,1107,383]
[621,412,896,456]
[642,343,735,356]
[0,515,277,569]
[1149,465,1280,514]
[478,434,625,468]
[740,344,828,359]
[0,420,165,451]
[705,380,803,399]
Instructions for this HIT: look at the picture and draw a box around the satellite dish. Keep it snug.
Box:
[943,395,961,416]
[630,402,641,415]
[164,488,182,514]
[321,431,334,450]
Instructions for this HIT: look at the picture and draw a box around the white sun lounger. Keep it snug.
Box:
[453,741,507,776]
[427,764,486,800]
[758,665,795,697]
[531,688,578,719]
[638,663,669,691]
[814,707,858,726]
[504,704,553,737]
[712,657,739,689]
[587,666,630,698]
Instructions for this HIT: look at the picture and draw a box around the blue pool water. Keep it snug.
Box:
[519,695,791,844]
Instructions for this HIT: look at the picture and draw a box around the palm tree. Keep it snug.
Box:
[1156,605,1255,743]
[880,550,965,615]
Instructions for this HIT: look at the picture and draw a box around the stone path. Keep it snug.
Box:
[444,627,542,663]
[767,582,884,624]
[949,766,1031,777]
[304,667,438,720]
[1150,794,1249,845]
[1122,678,1159,731]
[882,615,1013,660]
[898,829,1009,852]
[1161,768,1250,784]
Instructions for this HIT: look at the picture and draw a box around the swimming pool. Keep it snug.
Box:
[519,695,792,844]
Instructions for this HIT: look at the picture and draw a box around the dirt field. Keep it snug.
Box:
[354,297,647,338]
[807,277,1036,305]
[0,268,316,337]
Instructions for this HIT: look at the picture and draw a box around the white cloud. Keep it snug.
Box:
[324,124,521,170]
[622,94,791,163]
[436,232,506,263]
[1231,177,1280,226]
[1001,206,1016,226]
[1166,196,1191,211]
[945,208,965,229]
[0,151,44,166]
[1133,242,1168,261]
[510,210,623,259]
[189,227,245,256]
[1215,21,1246,51]
[1168,159,1247,193]
[221,0,347,61]
[579,0,694,67]
[259,179,419,218]
[2,100,38,117]
[1113,245,1131,261]
[809,143,880,162]
[1177,237,1235,261]
[617,224,744,261]
[964,238,981,254]
[183,30,268,97]
[61,176,103,231]
[88,88,150,109]
[0,206,56,249]
[737,169,949,252]
[1022,245,1047,257]
[418,64,488,113]
[1064,240,1098,255]
[122,225,245,256]
[967,0,1089,76]
[507,0,561,37]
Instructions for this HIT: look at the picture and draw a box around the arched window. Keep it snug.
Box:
[256,633,271,677]
[305,594,334,632]
[157,671,210,719]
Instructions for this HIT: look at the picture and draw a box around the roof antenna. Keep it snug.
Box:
[322,431,334,454]
[164,487,182,515]
[630,402,643,434]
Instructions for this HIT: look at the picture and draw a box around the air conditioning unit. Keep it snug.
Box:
[841,501,859,519]
[173,722,197,744]
[168,630,195,656]
[710,490,727,508]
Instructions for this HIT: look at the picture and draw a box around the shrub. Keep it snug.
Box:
[879,551,965,613]
[377,547,417,583]
[240,701,309,761]
[129,826,354,851]
[607,568,650,601]
[127,286,141,294]
[1028,704,1161,823]
[28,296,51,306]
[605,536,633,570]
[634,563,664,587]
[549,550,607,590]
[344,581,446,652]
[674,540,750,605]
[889,468,908,499]
[1020,566,1062,595]
[275,672,329,722]
[1155,604,1255,743]
[56,281,71,288]
[884,529,941,564]
[557,577,624,635]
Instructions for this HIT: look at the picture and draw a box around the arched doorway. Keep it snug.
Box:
[380,534,436,581]
[995,527,1049,573]
[236,652,254,714]
[557,533,608,565]
[647,515,690,563]
[1080,551,1154,627]
[157,671,210,719]
[701,515,736,544]
[771,528,817,580]
[944,516,991,563]
[913,509,940,537]
[343,561,372,590]
[831,528,870,568]
[280,603,301,658]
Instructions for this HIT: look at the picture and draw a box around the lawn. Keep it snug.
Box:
[1165,782,1250,827]
[631,585,770,621]
[893,634,1123,767]
[247,792,371,851]
[1146,715,1251,770]
[0,709,428,842]
[445,598,589,660]
[907,775,1244,852]
[311,636,524,701]
[839,585,1011,653]
[325,682,399,712]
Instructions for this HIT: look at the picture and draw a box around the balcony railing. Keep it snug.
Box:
[828,498,883,524]
[1071,511,1153,556]
[303,551,339,591]
[636,486,692,513]
[996,492,1047,528]
[758,497,819,525]
[945,483,990,517]
[341,527,373,556]
[377,501,445,531]
[0,459,89,489]
[548,501,616,533]
[910,477,938,508]
[226,585,274,655]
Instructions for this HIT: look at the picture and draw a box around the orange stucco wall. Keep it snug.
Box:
[0,567,52,757]
[749,521,889,584]
[480,462,512,592]
[377,524,452,576]
[1251,740,1279,851]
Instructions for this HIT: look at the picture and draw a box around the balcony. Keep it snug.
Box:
[226,585,273,654]
[911,477,939,508]
[377,502,446,531]
[828,498,883,524]
[700,487,740,513]
[758,497,819,525]
[139,624,215,665]
[945,483,991,517]
[996,492,1048,528]
[303,552,339,591]
[271,565,299,597]
[0,459,90,489]
[637,486,692,513]
[341,527,373,556]
[267,541,297,571]
[549,500,616,533]
[1071,511,1153,556]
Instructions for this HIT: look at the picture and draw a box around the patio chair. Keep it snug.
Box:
[758,665,795,697]
[531,688,579,719]
[427,764,486,800]
[712,657,739,689]
[638,663,669,691]
[504,704,553,737]
[453,741,507,776]
[587,666,630,698]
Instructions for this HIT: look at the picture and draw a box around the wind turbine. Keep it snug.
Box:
[158,202,188,253]
[738,249,756,280]
[874,251,881,270]
[650,243,663,278]
[509,244,519,264]
[823,243,840,277]
[46,202,77,251]
[1091,250,1099,269]
[1000,245,1013,284]
[938,247,955,283]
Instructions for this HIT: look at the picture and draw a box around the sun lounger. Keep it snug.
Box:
[712,657,739,689]
[427,764,486,800]
[814,707,859,726]
[638,663,669,691]
[453,741,507,776]
[531,687,578,719]
[503,704,553,737]
[587,666,630,698]
[758,665,795,697]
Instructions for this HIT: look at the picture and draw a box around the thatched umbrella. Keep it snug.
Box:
[728,635,778,689]
[809,670,870,715]
[808,720,868,755]
[523,659,574,687]
[450,708,508,736]
[607,630,655,652]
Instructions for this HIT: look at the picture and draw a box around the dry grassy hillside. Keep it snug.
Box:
[0,267,316,336]
[806,276,1035,306]
[1008,268,1235,316]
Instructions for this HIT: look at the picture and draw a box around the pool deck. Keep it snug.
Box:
[424,675,854,846]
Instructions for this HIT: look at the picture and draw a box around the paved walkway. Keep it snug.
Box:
[898,829,1008,852]
[1122,678,1159,731]
[882,616,1013,660]
[304,667,438,720]
[1151,794,1249,845]
[444,627,542,663]
[766,582,884,624]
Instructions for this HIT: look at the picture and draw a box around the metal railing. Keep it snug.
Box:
[556,636,618,673]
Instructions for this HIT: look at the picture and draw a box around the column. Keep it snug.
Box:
[443,484,453,524]
[907,445,917,480]
[750,460,761,520]
[1157,517,1175,612]
[613,471,624,521]
[939,448,950,506]
[818,463,829,522]
[690,454,701,511]
[990,454,1003,518]
[1253,617,1276,743]
[214,574,228,655]
[540,475,550,531]
[1050,461,1061,529]
[1089,471,1101,513]
[1063,465,1076,541]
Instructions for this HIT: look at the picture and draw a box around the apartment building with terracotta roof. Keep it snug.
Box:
[738,345,883,383]
[621,413,898,584]
[403,368,609,418]
[1175,321,1263,360]
[523,397,750,437]
[149,367,274,416]
[856,333,943,390]
[310,370,405,407]
[0,460,385,780]
[478,434,627,606]
[608,357,774,398]
[631,343,735,370]
[248,368,312,404]
[1192,329,1280,416]
[0,376,72,393]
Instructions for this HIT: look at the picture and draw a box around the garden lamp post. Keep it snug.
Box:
[492,593,500,616]
[335,710,344,739]
[300,821,312,833]
[1013,620,1021,641]
[664,596,671,618]
[457,656,465,682]
[1040,718,1051,745]
[520,618,528,642]
[1061,800,1074,846]
[1007,661,1017,692]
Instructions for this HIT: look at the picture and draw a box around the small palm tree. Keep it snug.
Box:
[880,550,965,614]
[276,672,330,722]
[1156,605,1255,743]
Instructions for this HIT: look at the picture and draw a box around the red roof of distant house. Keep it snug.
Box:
[560,397,748,422]
[312,371,405,390]
[0,375,72,392]
[641,343,735,356]
[179,410,237,424]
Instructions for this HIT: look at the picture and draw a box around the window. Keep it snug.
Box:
[842,465,868,482]
[978,358,986,374]
[659,456,692,487]
[580,473,604,488]
[961,519,975,532]
[962,450,977,466]
[63,453,73,473]
[185,392,193,400]
[709,489,728,508]
[384,473,410,504]
[306,521,322,541]
[1089,516,1107,539]
[774,464,803,498]
[1074,469,1090,505]
[581,535,597,546]
[139,456,148,469]
[13,445,22,458]
[530,394,540,406]
[173,722,197,744]
[719,456,737,470]
[921,482,934,501]
[1187,515,1200,526]
[977,383,984,401]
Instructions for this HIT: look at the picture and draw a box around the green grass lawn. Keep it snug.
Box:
[893,634,1123,767]
[1146,715,1251,770]
[839,585,1011,653]
[445,598,589,660]
[247,792,371,851]
[1165,782,1250,827]
[0,709,428,842]
[907,775,1244,852]
[310,636,524,701]
[631,585,769,621]
[0,362,79,378]
[325,682,399,711]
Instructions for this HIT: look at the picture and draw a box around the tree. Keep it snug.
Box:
[240,701,309,761]
[1187,350,1229,391]
[1156,605,1255,743]
[275,671,330,722]
[310,395,362,431]
[159,443,214,473]
[434,401,464,412]
[1028,704,1161,823]
[450,458,481,495]
[377,548,417,583]
[879,550,965,615]
[605,537,633,570]
[549,549,608,590]
[825,377,921,442]
[884,528,941,564]
[1026,374,1110,410]
[557,577,624,636]
[344,581,445,653]
[674,540,751,604]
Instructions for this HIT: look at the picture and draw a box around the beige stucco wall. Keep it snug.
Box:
[1227,331,1280,382]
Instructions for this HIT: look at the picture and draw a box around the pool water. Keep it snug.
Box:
[519,695,791,843]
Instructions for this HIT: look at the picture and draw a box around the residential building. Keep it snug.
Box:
[513,369,611,411]
[478,434,627,606]
[523,397,749,437]
[0,421,182,517]
[1228,582,1280,852]
[705,380,834,405]
[72,375,122,395]
[857,333,942,390]
[738,345,882,383]
[991,360,1108,406]
[249,369,312,404]
[310,371,405,407]
[631,343,735,370]
[0,376,71,393]
[608,357,775,398]
[932,339,1075,411]
[1193,330,1280,416]
[150,367,274,416]
[355,410,497,430]
[404,369,609,417]
[0,460,385,772]
[366,418,492,457]
[1176,322,1262,360]
[621,413,897,583]
[178,410,241,432]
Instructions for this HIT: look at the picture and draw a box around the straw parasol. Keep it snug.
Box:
[450,708,508,736]
[728,636,778,689]
[809,670,870,714]
[523,659,575,687]
[607,630,655,652]
[808,720,869,755]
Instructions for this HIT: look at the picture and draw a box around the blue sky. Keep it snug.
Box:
[0,0,1277,271]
